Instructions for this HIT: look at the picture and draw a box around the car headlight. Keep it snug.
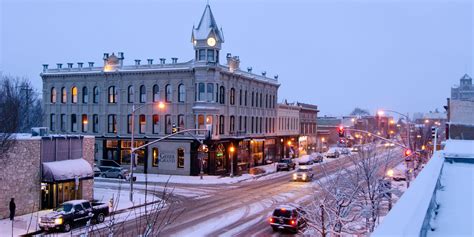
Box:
[293,173,297,179]
[54,217,63,225]
[302,173,307,180]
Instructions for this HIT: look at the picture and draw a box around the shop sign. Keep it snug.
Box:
[159,153,176,163]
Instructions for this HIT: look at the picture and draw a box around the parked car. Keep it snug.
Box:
[391,169,406,181]
[325,148,340,158]
[339,148,351,155]
[269,205,307,233]
[277,158,296,171]
[39,200,109,232]
[292,167,314,182]
[96,159,121,172]
[93,166,101,177]
[100,167,130,179]
[310,152,324,163]
[296,155,314,165]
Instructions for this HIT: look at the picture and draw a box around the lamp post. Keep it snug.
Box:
[129,101,165,202]
[229,145,235,178]
[377,109,411,149]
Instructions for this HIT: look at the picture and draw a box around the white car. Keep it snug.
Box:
[325,148,340,158]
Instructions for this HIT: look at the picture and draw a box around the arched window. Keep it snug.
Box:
[251,92,254,107]
[244,90,248,106]
[108,86,117,103]
[71,87,78,103]
[82,87,88,104]
[219,86,225,104]
[152,148,159,167]
[93,87,99,103]
[178,114,185,129]
[61,87,67,103]
[230,116,235,133]
[140,85,146,103]
[50,87,56,103]
[198,83,205,101]
[152,114,159,134]
[207,83,214,102]
[153,85,160,102]
[139,114,146,134]
[177,148,185,168]
[260,93,263,108]
[128,85,134,103]
[178,84,185,102]
[219,115,225,134]
[230,88,235,105]
[265,94,268,108]
[165,84,172,102]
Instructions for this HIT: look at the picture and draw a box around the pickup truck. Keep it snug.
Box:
[39,200,109,232]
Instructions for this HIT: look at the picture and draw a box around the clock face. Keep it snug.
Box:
[207,37,216,47]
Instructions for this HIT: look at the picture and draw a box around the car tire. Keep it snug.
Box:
[96,213,105,223]
[62,222,71,232]
[272,226,279,232]
[117,175,123,179]
[101,173,106,178]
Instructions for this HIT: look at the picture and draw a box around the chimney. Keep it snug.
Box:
[147,59,153,65]
[261,71,266,77]
[67,63,73,69]
[57,63,63,69]
[226,53,232,64]
[118,52,124,66]
[247,67,252,73]
[103,53,109,60]
[88,62,94,68]
[274,75,279,80]
[42,64,49,72]
[159,58,166,64]
[135,59,141,66]
[171,57,178,64]
[228,55,240,73]
[77,62,83,69]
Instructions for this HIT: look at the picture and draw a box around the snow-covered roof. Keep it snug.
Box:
[443,139,474,158]
[192,4,224,42]
[42,158,93,182]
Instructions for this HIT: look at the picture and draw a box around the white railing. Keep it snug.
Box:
[373,151,445,237]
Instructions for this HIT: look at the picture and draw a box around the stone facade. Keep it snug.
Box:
[81,136,95,200]
[451,74,474,101]
[0,138,41,219]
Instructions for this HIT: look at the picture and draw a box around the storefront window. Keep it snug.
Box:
[216,144,225,171]
[152,148,159,167]
[177,148,185,168]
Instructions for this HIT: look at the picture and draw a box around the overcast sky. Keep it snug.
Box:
[1,0,472,116]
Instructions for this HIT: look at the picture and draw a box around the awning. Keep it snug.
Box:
[42,158,93,182]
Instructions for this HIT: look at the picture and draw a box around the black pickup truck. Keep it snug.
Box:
[39,200,109,232]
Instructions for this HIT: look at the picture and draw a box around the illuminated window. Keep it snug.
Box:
[177,148,185,168]
[152,114,159,134]
[152,148,159,167]
[82,114,88,132]
[71,87,78,103]
[61,87,67,103]
[108,86,117,103]
[50,87,56,103]
[139,114,146,134]
[108,114,117,133]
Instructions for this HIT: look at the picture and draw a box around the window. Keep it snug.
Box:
[245,90,248,106]
[230,116,235,133]
[255,92,258,107]
[139,114,146,134]
[50,114,55,131]
[207,83,214,102]
[127,115,132,134]
[140,85,146,103]
[198,115,205,133]
[230,88,235,105]
[260,93,263,108]
[61,114,66,131]
[108,114,117,133]
[244,116,247,132]
[198,49,206,61]
[251,92,254,107]
[93,87,99,103]
[215,83,219,103]
[82,114,88,132]
[61,87,67,103]
[219,115,225,134]
[108,86,117,103]
[82,87,88,104]
[152,115,159,134]
[93,114,99,133]
[198,83,205,101]
[219,86,225,104]
[165,84,172,102]
[71,114,77,132]
[239,89,242,106]
[165,115,171,134]
[178,84,185,102]
[152,148,159,167]
[51,87,56,103]
[238,116,242,131]
[178,114,185,130]
[128,85,134,103]
[251,117,254,133]
[153,85,160,102]
[177,148,185,168]
[71,87,78,103]
[265,94,268,108]
[260,117,262,133]
[207,49,215,62]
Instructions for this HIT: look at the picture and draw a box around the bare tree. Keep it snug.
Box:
[350,108,370,117]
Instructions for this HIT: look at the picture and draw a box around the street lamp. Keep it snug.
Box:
[129,102,165,202]
[229,145,235,178]
[377,109,411,149]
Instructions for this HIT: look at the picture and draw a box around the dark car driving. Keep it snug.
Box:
[277,158,296,171]
[269,205,307,233]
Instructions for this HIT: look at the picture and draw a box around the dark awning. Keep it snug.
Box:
[42,158,93,182]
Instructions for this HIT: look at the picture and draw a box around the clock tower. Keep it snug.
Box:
[191,4,224,63]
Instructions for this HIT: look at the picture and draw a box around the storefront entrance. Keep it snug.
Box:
[41,181,83,209]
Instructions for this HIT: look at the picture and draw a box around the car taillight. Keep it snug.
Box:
[269,217,274,223]
[290,219,296,226]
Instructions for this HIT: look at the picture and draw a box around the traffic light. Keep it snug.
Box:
[337,125,345,138]
[172,123,177,134]
[404,149,412,157]
[431,127,438,139]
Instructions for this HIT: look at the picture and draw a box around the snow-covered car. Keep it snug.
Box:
[292,167,314,182]
[277,159,296,171]
[325,148,340,158]
[310,152,324,163]
[100,167,130,179]
[339,148,351,155]
[269,205,307,233]
[296,155,314,165]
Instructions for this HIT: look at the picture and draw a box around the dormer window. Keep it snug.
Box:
[198,49,206,61]
[207,49,215,62]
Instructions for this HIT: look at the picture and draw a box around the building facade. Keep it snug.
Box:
[0,134,94,219]
[451,74,474,101]
[276,102,301,158]
[295,102,318,155]
[41,5,281,176]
